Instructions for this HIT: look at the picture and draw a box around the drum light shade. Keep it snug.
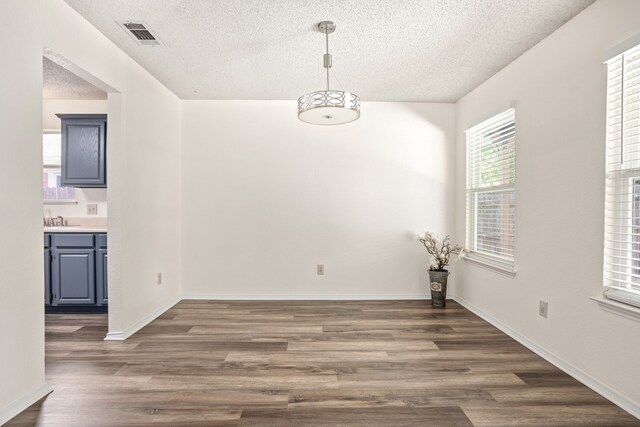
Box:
[297,90,360,125]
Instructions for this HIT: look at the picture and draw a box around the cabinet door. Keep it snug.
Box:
[59,115,107,187]
[96,249,108,305]
[51,248,96,305]
[44,249,51,306]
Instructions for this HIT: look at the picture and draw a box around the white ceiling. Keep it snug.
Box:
[62,0,594,102]
[43,57,107,100]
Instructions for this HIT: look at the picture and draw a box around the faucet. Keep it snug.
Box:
[44,215,66,227]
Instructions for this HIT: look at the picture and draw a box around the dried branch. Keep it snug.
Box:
[417,232,464,271]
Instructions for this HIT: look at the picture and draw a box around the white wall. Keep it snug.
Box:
[453,0,640,415]
[43,99,108,218]
[41,0,182,338]
[1,0,183,418]
[0,1,49,424]
[43,99,108,130]
[182,101,455,298]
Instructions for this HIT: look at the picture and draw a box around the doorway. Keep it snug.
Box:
[41,49,121,338]
[43,54,109,314]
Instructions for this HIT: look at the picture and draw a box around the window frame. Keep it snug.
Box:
[464,109,516,275]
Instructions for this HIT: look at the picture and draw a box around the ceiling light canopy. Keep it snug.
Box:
[297,21,360,126]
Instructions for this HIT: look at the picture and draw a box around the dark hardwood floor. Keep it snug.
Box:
[7,300,639,426]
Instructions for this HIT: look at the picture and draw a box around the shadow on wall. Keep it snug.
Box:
[180,100,456,297]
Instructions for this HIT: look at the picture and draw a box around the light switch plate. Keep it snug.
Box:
[87,204,98,215]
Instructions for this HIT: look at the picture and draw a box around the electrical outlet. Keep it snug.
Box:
[157,272,162,285]
[539,300,548,318]
[87,204,98,215]
[316,264,325,276]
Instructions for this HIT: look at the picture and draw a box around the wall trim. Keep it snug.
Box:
[604,31,640,62]
[104,295,181,340]
[181,294,429,301]
[0,383,51,425]
[591,296,640,322]
[453,294,640,420]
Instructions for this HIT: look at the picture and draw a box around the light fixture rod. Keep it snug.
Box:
[324,27,331,90]
[324,25,331,90]
[318,21,335,91]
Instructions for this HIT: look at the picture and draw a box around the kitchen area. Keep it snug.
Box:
[43,57,109,312]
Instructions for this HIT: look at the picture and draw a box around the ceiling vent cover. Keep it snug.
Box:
[118,21,162,46]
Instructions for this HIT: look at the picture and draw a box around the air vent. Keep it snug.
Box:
[118,21,162,46]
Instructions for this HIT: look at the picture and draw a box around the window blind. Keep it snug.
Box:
[604,44,640,307]
[466,109,516,269]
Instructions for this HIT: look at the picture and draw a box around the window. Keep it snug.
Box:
[43,132,75,203]
[604,44,640,308]
[465,109,516,272]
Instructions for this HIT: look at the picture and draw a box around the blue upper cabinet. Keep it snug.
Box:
[56,114,107,188]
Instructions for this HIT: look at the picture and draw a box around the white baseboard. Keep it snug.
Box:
[0,383,51,425]
[181,294,429,301]
[104,295,181,341]
[453,294,640,420]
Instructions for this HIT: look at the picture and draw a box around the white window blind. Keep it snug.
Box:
[604,44,640,308]
[466,109,516,271]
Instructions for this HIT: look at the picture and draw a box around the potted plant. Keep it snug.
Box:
[418,232,464,308]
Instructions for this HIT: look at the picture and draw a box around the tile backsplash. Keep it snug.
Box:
[44,188,107,218]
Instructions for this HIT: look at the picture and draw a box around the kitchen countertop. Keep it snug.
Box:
[43,217,107,233]
[44,226,107,233]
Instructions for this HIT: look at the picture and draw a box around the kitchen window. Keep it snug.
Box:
[465,109,516,273]
[43,132,75,203]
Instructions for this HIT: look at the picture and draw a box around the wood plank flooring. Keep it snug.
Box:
[7,300,639,426]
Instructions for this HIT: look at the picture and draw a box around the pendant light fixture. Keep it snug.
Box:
[297,21,360,125]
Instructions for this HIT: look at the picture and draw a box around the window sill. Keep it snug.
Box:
[591,296,640,322]
[43,200,78,205]
[463,253,516,277]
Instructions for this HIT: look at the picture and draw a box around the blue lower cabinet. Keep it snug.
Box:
[44,249,51,306]
[97,248,108,305]
[52,248,96,305]
[45,232,106,311]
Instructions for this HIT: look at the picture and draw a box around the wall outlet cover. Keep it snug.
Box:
[87,204,98,215]
[539,300,548,318]
[157,272,162,285]
[317,264,325,276]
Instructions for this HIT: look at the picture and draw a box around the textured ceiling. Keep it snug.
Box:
[62,0,594,102]
[43,57,107,100]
